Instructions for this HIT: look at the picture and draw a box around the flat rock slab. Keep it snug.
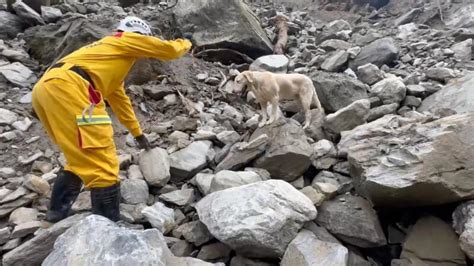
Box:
[169,141,213,182]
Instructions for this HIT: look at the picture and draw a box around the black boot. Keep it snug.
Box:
[45,170,83,223]
[90,184,121,222]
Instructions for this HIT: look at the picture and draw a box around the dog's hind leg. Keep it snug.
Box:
[266,96,280,125]
[258,101,268,128]
[299,93,312,129]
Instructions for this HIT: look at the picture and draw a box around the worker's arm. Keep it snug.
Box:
[115,32,192,60]
[107,83,142,137]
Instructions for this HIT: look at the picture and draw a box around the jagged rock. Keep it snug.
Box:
[339,113,474,207]
[0,167,15,178]
[195,173,214,195]
[310,139,338,170]
[43,215,215,265]
[0,187,27,204]
[250,119,312,181]
[128,165,144,180]
[11,221,41,238]
[174,116,198,131]
[159,189,195,206]
[71,191,91,212]
[394,8,422,26]
[425,67,456,83]
[419,72,474,114]
[173,0,272,60]
[3,238,21,252]
[357,63,384,85]
[281,230,348,266]
[230,256,274,266]
[0,62,36,87]
[324,99,370,134]
[2,213,88,266]
[41,6,62,23]
[142,202,175,234]
[320,39,351,51]
[367,103,399,122]
[139,148,170,187]
[216,131,240,145]
[0,11,25,39]
[170,240,193,257]
[303,222,340,244]
[310,71,369,113]
[403,96,421,108]
[316,194,386,248]
[400,216,465,266]
[23,174,50,195]
[175,221,212,246]
[321,50,349,72]
[210,170,266,193]
[0,108,18,126]
[12,0,45,26]
[446,4,474,29]
[370,77,406,104]
[249,55,289,73]
[9,207,38,226]
[349,37,399,69]
[0,227,11,245]
[300,186,325,206]
[169,141,213,182]
[215,134,268,172]
[0,193,37,218]
[451,39,472,61]
[317,19,351,44]
[143,84,175,100]
[120,179,149,205]
[196,180,317,258]
[312,171,352,197]
[453,201,474,260]
[197,242,232,261]
[120,203,146,224]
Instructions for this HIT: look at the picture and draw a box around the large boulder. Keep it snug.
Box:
[196,180,317,259]
[453,201,474,260]
[310,71,369,113]
[369,77,406,104]
[349,37,399,70]
[399,216,465,266]
[169,141,213,182]
[324,99,371,135]
[446,4,474,29]
[316,194,387,248]
[172,0,272,60]
[249,55,289,73]
[419,72,474,114]
[249,119,312,182]
[209,170,267,193]
[215,134,268,172]
[338,113,474,207]
[139,148,170,187]
[43,215,216,265]
[281,230,348,266]
[0,11,25,39]
[2,213,88,266]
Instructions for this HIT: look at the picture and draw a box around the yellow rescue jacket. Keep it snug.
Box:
[40,32,192,137]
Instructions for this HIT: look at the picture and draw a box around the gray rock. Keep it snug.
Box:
[139,147,170,187]
[357,63,384,85]
[425,67,455,83]
[0,193,37,218]
[210,170,266,193]
[370,77,406,104]
[142,202,175,234]
[316,194,387,248]
[451,39,472,61]
[281,230,348,266]
[43,215,215,266]
[175,221,212,246]
[170,240,194,257]
[324,99,370,134]
[400,216,465,266]
[216,130,240,145]
[338,113,474,207]
[1,187,28,204]
[173,116,198,131]
[169,141,213,182]
[310,71,369,113]
[446,4,474,29]
[196,180,317,258]
[0,11,24,39]
[0,62,36,87]
[0,227,11,245]
[312,171,352,196]
[11,220,41,238]
[0,167,15,178]
[310,139,338,170]
[394,8,422,26]
[2,213,88,266]
[349,37,399,69]
[172,0,272,60]
[159,189,195,206]
[419,71,474,114]
[0,108,18,126]
[41,6,62,23]
[12,0,45,26]
[197,242,232,261]
[303,222,340,244]
[23,174,50,196]
[320,39,351,51]
[9,207,38,225]
[367,103,399,122]
[250,119,312,182]
[453,201,474,259]
[128,165,144,180]
[195,173,215,195]
[406,84,428,98]
[249,55,289,73]
[215,134,268,172]
[71,191,91,212]
[120,203,146,224]
[317,19,351,44]
[230,256,275,266]
[321,50,349,72]
[120,179,149,205]
[300,186,326,206]
[403,96,421,108]
[143,84,175,100]
[3,238,21,252]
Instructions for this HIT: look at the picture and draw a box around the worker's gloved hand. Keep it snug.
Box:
[135,134,152,151]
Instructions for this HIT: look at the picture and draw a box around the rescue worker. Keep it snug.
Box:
[32,16,192,223]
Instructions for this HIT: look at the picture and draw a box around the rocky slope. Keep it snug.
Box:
[0,0,473,265]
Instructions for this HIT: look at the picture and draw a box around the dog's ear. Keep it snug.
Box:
[243,71,254,84]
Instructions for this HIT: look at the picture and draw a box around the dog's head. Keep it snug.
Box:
[233,71,254,95]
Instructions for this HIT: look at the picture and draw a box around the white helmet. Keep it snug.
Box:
[117,16,152,36]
